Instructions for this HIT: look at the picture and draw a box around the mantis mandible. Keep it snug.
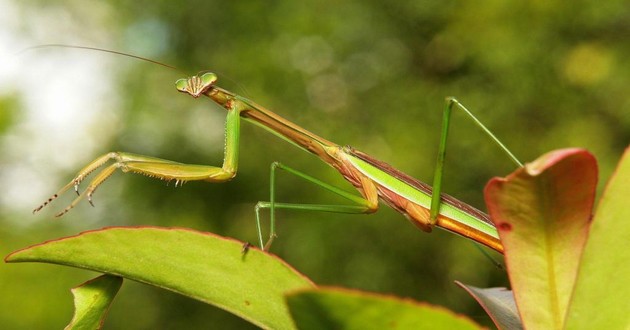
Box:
[32,46,523,253]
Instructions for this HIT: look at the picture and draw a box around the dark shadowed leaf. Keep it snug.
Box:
[456,281,522,330]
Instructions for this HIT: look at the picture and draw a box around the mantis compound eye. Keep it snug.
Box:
[200,72,218,86]
[175,78,189,92]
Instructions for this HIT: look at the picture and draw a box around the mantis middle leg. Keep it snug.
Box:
[255,162,377,250]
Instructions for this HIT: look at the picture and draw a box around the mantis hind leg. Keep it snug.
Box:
[429,97,523,223]
[429,98,522,267]
[255,162,376,251]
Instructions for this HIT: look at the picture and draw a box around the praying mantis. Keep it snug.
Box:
[32,46,522,253]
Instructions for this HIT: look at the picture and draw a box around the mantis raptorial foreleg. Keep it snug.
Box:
[33,98,244,217]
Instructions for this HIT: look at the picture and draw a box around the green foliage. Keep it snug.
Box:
[6,227,482,329]
[287,288,481,329]
[287,288,480,330]
[66,275,122,330]
[485,149,596,328]
[4,146,629,328]
[565,146,630,328]
[477,147,630,329]
[6,227,315,329]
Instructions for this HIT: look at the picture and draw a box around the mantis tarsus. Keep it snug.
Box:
[32,46,523,253]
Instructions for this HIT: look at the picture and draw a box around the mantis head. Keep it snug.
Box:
[175,72,218,98]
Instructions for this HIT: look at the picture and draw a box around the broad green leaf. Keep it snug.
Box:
[456,281,522,330]
[565,146,630,328]
[484,148,597,329]
[5,227,314,329]
[286,287,482,330]
[65,274,122,330]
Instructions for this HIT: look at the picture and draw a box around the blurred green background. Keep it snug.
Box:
[1,0,629,328]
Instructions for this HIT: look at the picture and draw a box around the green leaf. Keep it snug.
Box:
[565,146,630,328]
[484,148,597,329]
[286,287,482,330]
[5,227,314,329]
[65,274,122,330]
[456,281,522,330]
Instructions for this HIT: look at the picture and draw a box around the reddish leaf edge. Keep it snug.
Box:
[4,225,315,286]
[523,147,594,176]
[481,147,599,329]
[484,147,597,234]
[485,148,593,188]
[286,285,483,327]
[6,225,249,261]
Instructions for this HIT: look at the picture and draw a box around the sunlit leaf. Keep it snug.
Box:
[484,148,597,329]
[5,227,315,329]
[565,146,630,328]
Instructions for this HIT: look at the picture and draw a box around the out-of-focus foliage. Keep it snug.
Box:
[1,0,628,328]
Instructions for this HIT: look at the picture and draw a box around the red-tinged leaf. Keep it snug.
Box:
[5,226,315,330]
[65,275,122,330]
[565,146,630,328]
[456,281,522,330]
[484,148,597,329]
[286,287,483,330]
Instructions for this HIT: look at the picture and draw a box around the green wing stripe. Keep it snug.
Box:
[345,152,498,239]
